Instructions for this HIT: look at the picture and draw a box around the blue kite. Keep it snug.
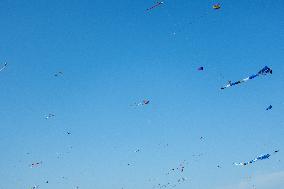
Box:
[234,150,279,166]
[266,105,272,110]
[221,66,272,90]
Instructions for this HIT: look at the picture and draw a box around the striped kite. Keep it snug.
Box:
[221,66,272,90]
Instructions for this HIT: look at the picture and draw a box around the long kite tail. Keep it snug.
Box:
[220,75,259,90]
[221,66,272,90]
[234,159,257,166]
[221,76,252,90]
[234,162,249,166]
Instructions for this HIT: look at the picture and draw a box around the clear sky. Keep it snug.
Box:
[0,0,283,189]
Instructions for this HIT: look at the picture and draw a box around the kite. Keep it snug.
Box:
[143,100,150,105]
[54,71,63,77]
[177,177,187,183]
[132,99,150,107]
[146,1,164,11]
[0,62,7,72]
[266,105,272,110]
[197,66,204,71]
[31,185,39,189]
[234,150,279,166]
[30,161,42,168]
[221,66,272,90]
[45,113,55,119]
[213,3,221,10]
[67,131,71,135]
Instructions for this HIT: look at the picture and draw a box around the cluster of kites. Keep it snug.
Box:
[151,161,189,189]
[1,2,280,189]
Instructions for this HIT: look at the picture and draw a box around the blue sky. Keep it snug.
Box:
[0,0,283,189]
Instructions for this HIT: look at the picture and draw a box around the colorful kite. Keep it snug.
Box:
[146,1,164,11]
[234,150,279,166]
[221,66,272,90]
[213,3,221,10]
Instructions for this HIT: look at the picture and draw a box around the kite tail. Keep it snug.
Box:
[146,2,163,11]
[221,66,272,90]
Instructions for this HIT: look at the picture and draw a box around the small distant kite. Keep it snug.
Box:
[0,62,7,72]
[67,131,71,135]
[146,1,164,11]
[31,185,39,189]
[266,105,272,110]
[213,3,221,10]
[197,66,204,71]
[221,66,272,90]
[143,100,150,105]
[30,161,42,168]
[192,153,203,157]
[132,99,150,107]
[177,177,187,183]
[54,71,63,77]
[45,113,55,119]
[234,150,279,166]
